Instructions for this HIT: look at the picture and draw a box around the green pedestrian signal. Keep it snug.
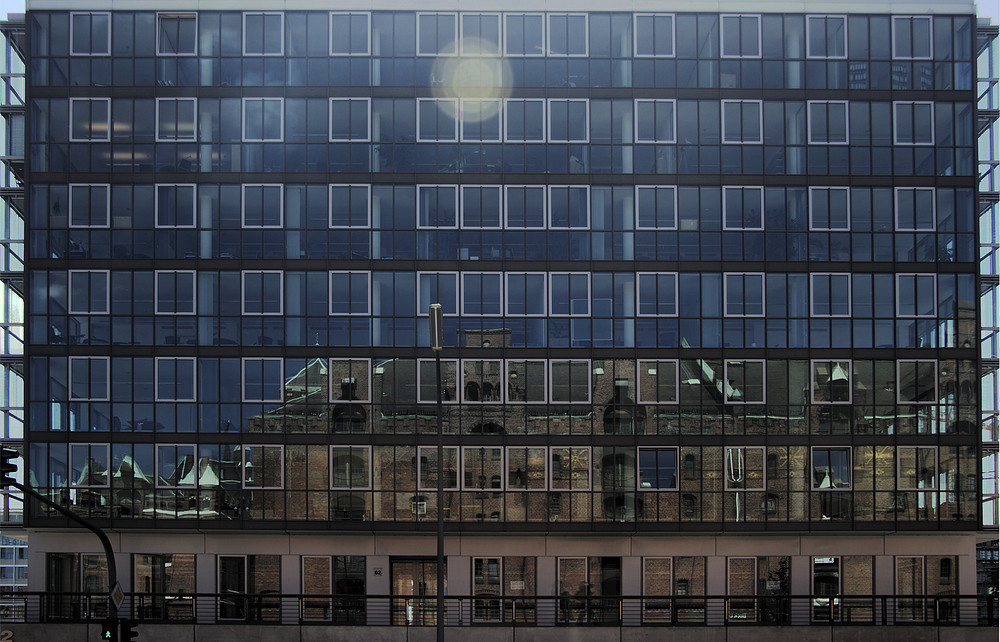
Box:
[99,617,117,642]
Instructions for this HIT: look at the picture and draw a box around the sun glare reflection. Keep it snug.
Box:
[431,38,511,123]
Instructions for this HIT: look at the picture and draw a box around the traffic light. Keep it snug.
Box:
[99,618,117,642]
[119,618,139,641]
[0,447,16,486]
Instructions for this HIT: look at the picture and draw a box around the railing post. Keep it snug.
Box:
[707,595,725,626]
[790,594,810,625]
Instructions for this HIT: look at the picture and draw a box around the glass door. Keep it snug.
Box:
[81,554,108,619]
[812,557,840,621]
[896,557,925,621]
[45,552,79,620]
[558,557,587,624]
[557,557,621,625]
[472,557,502,622]
[218,556,246,620]
[727,557,757,622]
[390,557,442,625]
[302,556,332,621]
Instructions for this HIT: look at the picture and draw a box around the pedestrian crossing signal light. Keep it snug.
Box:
[119,618,139,641]
[99,618,117,642]
[0,447,16,486]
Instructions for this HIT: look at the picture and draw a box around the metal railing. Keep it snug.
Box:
[0,590,995,627]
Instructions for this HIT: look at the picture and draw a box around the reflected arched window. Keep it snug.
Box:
[332,403,367,434]
[603,493,641,522]
[683,454,697,480]
[602,453,634,488]
[333,494,366,520]
[470,422,503,434]
[332,455,366,488]
[682,493,698,518]
[551,453,563,479]
[603,405,634,435]
[939,558,952,584]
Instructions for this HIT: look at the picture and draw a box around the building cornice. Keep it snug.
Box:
[25,0,979,15]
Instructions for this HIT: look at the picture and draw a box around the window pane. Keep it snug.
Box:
[507,360,545,402]
[331,447,370,489]
[505,187,545,228]
[635,14,674,57]
[243,359,283,402]
[330,185,370,227]
[418,272,458,314]
[330,272,370,315]
[636,186,676,229]
[419,445,459,490]
[638,449,677,489]
[156,358,195,401]
[505,100,544,141]
[505,14,544,56]
[156,184,196,227]
[418,186,457,227]
[330,99,369,141]
[812,448,850,489]
[158,14,197,54]
[462,186,502,228]
[507,447,545,489]
[331,13,370,55]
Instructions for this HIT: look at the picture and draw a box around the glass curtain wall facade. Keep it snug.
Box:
[976,13,1000,609]
[20,0,993,627]
[0,12,27,609]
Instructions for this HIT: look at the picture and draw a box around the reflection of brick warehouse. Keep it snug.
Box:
[247,330,657,436]
[134,553,196,594]
[249,359,347,434]
[239,347,981,523]
[249,340,981,438]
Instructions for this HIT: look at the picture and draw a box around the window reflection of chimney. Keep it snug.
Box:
[612,379,630,402]
[339,377,358,401]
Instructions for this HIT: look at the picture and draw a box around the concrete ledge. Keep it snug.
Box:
[3,623,999,642]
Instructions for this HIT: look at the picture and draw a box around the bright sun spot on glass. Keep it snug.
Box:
[431,38,511,123]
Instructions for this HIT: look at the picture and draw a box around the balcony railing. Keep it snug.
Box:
[0,591,995,627]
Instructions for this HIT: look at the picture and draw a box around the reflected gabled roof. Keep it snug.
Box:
[284,357,328,395]
[73,461,108,486]
[114,455,151,486]
[178,457,221,487]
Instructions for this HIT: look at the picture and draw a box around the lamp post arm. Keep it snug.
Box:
[7,481,118,618]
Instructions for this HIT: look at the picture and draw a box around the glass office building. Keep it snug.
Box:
[17,0,998,629]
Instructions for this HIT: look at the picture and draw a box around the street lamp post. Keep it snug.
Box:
[3,449,121,629]
[428,304,445,642]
